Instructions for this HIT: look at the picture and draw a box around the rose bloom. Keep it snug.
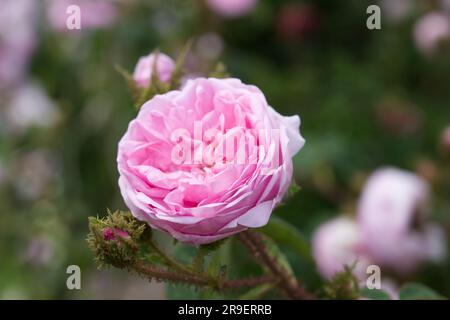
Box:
[413,11,450,56]
[312,217,372,280]
[206,0,257,18]
[358,167,446,274]
[118,77,304,245]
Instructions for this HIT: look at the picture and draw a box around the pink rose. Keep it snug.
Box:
[132,52,176,88]
[117,77,304,245]
[358,167,446,274]
[312,217,372,280]
[206,0,257,18]
[413,11,450,56]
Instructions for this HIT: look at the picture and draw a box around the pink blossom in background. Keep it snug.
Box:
[312,217,372,280]
[275,3,320,41]
[206,0,257,18]
[46,0,118,32]
[358,167,446,274]
[442,126,450,150]
[132,52,176,88]
[24,235,55,267]
[13,150,60,201]
[0,0,37,89]
[117,77,304,245]
[379,0,414,23]
[4,82,61,135]
[196,33,224,61]
[413,11,450,56]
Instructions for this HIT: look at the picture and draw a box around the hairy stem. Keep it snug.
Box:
[238,230,314,300]
[132,261,275,291]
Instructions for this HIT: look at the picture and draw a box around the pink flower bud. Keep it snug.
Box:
[312,217,372,280]
[132,52,175,88]
[103,228,130,241]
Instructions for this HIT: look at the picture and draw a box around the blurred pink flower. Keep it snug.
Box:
[0,0,37,89]
[312,217,372,280]
[13,150,60,201]
[132,52,176,88]
[442,126,450,150]
[46,0,118,32]
[375,100,422,136]
[414,11,450,56]
[358,167,446,274]
[4,82,61,135]
[117,77,304,245]
[25,235,55,267]
[275,3,320,40]
[196,33,224,61]
[206,0,257,18]
[379,0,414,23]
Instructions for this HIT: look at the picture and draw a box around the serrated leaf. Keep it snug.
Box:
[360,287,391,300]
[399,283,446,300]
[260,216,311,262]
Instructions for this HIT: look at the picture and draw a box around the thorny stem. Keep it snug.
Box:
[132,261,274,291]
[238,230,315,300]
[145,238,275,292]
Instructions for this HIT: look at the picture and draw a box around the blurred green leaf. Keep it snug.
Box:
[360,288,391,300]
[260,216,311,262]
[399,283,446,300]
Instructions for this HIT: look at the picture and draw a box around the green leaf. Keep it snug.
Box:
[399,283,446,300]
[239,283,276,300]
[193,239,228,272]
[260,216,311,262]
[360,287,391,300]
[260,233,297,285]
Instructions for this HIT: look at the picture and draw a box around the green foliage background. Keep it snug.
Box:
[0,0,449,299]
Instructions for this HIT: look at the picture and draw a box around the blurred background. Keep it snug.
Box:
[0,0,449,299]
